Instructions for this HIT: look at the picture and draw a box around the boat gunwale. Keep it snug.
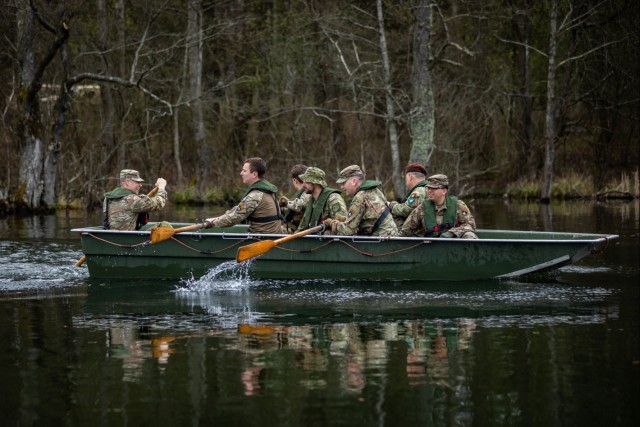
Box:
[70,227,619,245]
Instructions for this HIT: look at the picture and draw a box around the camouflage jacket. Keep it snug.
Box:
[283,190,311,232]
[333,181,398,237]
[215,180,284,234]
[104,187,167,231]
[299,188,347,232]
[399,196,477,238]
[389,181,428,227]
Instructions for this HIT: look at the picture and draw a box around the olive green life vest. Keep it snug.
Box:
[243,179,283,224]
[299,187,341,230]
[422,195,459,237]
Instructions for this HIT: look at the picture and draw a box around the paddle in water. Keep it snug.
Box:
[236,224,325,263]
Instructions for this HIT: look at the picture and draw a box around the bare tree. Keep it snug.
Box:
[376,0,402,197]
[409,0,435,168]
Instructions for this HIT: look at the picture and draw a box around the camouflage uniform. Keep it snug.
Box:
[389,182,428,227]
[330,165,397,237]
[104,170,167,231]
[297,167,347,232]
[283,190,311,232]
[215,179,284,234]
[399,174,477,239]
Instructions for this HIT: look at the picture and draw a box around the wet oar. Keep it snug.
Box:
[75,186,159,267]
[236,224,325,263]
[150,222,211,243]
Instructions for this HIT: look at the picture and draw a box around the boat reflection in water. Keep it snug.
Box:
[74,271,620,400]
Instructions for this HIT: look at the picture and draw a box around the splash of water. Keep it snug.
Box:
[177,259,257,292]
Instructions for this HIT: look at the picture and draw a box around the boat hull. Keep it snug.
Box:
[72,224,618,281]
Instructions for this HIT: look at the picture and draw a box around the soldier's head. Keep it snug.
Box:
[290,164,308,190]
[404,163,427,187]
[242,157,267,185]
[336,165,365,197]
[120,169,144,193]
[426,174,449,204]
[299,167,328,194]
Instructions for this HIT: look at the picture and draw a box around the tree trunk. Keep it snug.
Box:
[409,0,435,170]
[376,0,402,198]
[541,0,558,203]
[98,0,116,184]
[16,0,43,209]
[116,0,126,171]
[16,1,69,210]
[188,0,206,188]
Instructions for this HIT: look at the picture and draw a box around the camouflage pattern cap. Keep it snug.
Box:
[299,167,328,187]
[120,169,145,182]
[336,165,364,184]
[426,174,448,189]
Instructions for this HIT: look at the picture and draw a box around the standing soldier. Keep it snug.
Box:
[388,162,429,227]
[205,157,284,234]
[324,165,398,237]
[296,167,347,232]
[103,169,168,230]
[399,174,477,239]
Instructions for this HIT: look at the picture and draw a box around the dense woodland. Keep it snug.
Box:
[0,0,638,213]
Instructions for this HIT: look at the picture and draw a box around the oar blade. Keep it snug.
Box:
[236,240,277,263]
[150,226,176,243]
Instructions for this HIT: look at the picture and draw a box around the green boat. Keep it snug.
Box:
[72,222,618,281]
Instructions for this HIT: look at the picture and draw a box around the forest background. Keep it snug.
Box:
[1,0,638,214]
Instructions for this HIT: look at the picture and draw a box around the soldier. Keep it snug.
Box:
[103,169,168,230]
[296,166,347,232]
[324,165,398,237]
[280,164,311,232]
[388,162,429,227]
[399,174,477,239]
[205,157,284,234]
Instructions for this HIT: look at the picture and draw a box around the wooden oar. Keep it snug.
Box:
[75,186,159,267]
[236,224,325,263]
[150,222,211,243]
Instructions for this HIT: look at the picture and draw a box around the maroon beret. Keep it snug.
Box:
[405,162,427,175]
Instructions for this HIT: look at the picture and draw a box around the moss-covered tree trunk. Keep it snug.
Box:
[409,0,435,169]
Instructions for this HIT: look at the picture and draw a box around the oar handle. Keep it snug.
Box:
[173,222,210,233]
[273,224,325,245]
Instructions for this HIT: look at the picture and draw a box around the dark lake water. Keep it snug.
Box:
[1,200,638,426]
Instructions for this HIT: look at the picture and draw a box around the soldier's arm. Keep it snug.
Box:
[215,191,262,228]
[392,191,423,218]
[328,194,348,218]
[449,200,477,238]
[398,204,424,237]
[287,193,310,213]
[130,190,167,213]
[334,195,365,236]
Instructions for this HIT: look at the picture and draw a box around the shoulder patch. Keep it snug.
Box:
[407,192,419,205]
[236,202,246,212]
[328,194,337,201]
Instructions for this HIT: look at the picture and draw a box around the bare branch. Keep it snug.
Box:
[557,39,622,68]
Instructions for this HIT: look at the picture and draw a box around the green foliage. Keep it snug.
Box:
[172,186,198,205]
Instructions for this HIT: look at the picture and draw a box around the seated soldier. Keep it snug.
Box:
[399,174,477,239]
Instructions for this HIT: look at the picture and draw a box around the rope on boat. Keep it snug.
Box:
[169,236,246,255]
[273,238,426,257]
[84,232,245,255]
[86,233,150,248]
